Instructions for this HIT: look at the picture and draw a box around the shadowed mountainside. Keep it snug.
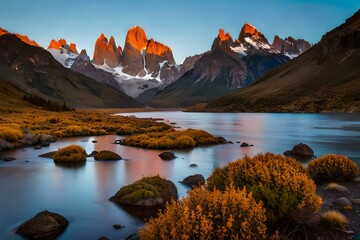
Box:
[191,10,360,112]
[0,34,142,109]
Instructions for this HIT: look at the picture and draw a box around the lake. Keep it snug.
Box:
[1,111,359,239]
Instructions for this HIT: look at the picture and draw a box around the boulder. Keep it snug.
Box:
[3,157,16,162]
[332,197,352,208]
[40,142,51,147]
[181,174,205,187]
[240,142,252,147]
[39,134,56,143]
[326,183,350,195]
[94,150,122,161]
[109,176,178,207]
[19,133,39,146]
[98,236,110,240]
[125,233,139,240]
[158,151,175,160]
[291,143,314,156]
[113,224,124,229]
[216,137,227,144]
[189,163,198,167]
[16,210,68,239]
[0,139,15,151]
[351,199,360,205]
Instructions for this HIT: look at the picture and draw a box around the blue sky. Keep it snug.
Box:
[0,0,359,63]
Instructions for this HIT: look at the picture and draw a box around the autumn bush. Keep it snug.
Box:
[139,186,267,240]
[207,153,323,222]
[121,129,217,149]
[320,210,348,229]
[53,145,87,163]
[0,125,23,142]
[93,150,122,161]
[308,154,359,183]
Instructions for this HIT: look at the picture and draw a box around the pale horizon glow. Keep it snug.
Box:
[0,0,359,63]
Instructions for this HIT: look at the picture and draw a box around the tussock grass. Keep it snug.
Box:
[320,210,348,229]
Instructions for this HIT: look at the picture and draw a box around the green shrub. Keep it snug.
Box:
[139,186,267,240]
[308,154,359,183]
[53,145,87,163]
[207,153,323,222]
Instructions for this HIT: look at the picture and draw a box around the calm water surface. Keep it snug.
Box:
[0,112,359,239]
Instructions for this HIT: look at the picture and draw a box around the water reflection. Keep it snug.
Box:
[1,112,360,239]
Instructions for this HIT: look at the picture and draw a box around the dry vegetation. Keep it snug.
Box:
[207,153,323,223]
[0,108,173,147]
[53,145,87,164]
[308,154,359,183]
[139,186,267,240]
[120,129,218,149]
[320,210,348,229]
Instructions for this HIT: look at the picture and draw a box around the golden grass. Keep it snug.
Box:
[320,210,348,229]
[120,129,218,149]
[0,108,173,143]
[53,145,87,163]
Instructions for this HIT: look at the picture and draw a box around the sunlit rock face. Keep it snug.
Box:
[93,33,121,68]
[48,39,78,54]
[238,23,269,44]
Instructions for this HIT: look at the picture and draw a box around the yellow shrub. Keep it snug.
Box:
[0,125,23,142]
[320,210,348,229]
[121,129,217,149]
[53,145,87,163]
[207,153,322,222]
[139,186,267,240]
[308,154,359,183]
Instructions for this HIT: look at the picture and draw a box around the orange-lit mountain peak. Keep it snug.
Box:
[93,32,121,68]
[69,43,78,54]
[238,22,269,43]
[146,38,172,56]
[125,26,148,51]
[48,38,67,49]
[219,28,232,42]
[15,34,41,47]
[0,27,10,36]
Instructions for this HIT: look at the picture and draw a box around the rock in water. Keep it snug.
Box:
[109,176,178,207]
[16,210,68,239]
[158,151,175,160]
[291,143,314,156]
[216,137,227,144]
[181,174,205,187]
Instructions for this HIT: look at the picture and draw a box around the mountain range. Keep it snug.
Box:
[194,9,360,112]
[1,21,314,111]
[0,32,141,110]
[44,24,310,105]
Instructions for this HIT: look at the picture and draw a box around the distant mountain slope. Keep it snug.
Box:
[0,34,141,109]
[195,10,360,112]
[149,25,290,108]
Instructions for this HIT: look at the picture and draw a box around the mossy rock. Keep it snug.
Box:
[109,176,178,207]
[94,150,122,161]
[53,145,87,164]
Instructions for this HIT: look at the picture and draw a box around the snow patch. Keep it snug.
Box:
[231,45,248,57]
[47,48,78,68]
